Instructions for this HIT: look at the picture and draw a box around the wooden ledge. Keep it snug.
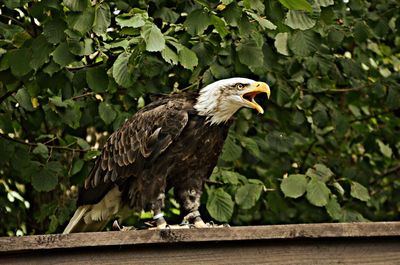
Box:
[1,221,399,252]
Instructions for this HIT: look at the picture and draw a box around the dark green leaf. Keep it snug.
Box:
[93,3,111,35]
[43,18,67,44]
[285,10,316,30]
[235,184,263,209]
[31,162,61,192]
[67,7,95,34]
[9,49,32,77]
[278,0,313,12]
[210,15,229,38]
[63,0,89,11]
[221,134,242,162]
[15,88,34,111]
[33,143,49,159]
[99,102,117,125]
[237,39,264,70]
[86,67,108,92]
[184,9,211,35]
[52,43,75,67]
[206,188,234,222]
[30,36,53,71]
[288,30,320,56]
[112,52,134,88]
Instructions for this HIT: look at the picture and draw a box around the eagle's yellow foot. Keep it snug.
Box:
[112,220,135,231]
[193,217,208,228]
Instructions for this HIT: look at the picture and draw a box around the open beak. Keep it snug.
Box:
[241,82,270,114]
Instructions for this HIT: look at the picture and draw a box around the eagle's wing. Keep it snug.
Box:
[79,101,189,205]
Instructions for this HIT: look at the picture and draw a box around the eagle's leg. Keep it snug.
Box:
[152,193,167,229]
[178,188,208,228]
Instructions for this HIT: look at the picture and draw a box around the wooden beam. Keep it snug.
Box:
[1,222,399,252]
[0,222,399,264]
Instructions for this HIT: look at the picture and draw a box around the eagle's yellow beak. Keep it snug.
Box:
[241,82,270,114]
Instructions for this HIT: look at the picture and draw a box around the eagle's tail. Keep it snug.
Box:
[62,206,108,234]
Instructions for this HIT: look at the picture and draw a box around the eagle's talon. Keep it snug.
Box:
[112,220,122,231]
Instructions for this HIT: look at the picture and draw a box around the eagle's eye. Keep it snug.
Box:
[236,83,244,89]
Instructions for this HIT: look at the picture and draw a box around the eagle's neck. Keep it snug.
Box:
[194,88,241,125]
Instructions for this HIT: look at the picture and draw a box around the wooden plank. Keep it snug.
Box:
[0,222,399,252]
[1,238,399,264]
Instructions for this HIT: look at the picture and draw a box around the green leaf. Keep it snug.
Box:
[247,12,277,30]
[206,188,234,222]
[15,88,34,111]
[280,174,307,198]
[116,14,146,28]
[306,164,334,183]
[33,143,49,159]
[67,7,95,34]
[237,39,264,70]
[99,102,117,125]
[325,197,342,220]
[353,21,370,44]
[63,0,89,11]
[288,30,320,56]
[178,47,198,70]
[43,18,67,44]
[274,32,289,56]
[221,134,242,162]
[240,136,261,158]
[9,49,32,77]
[285,10,316,30]
[30,36,53,71]
[235,184,263,209]
[278,0,313,12]
[161,45,178,65]
[52,43,75,67]
[71,159,84,175]
[86,67,108,93]
[350,182,370,202]
[47,214,59,234]
[93,2,111,35]
[376,139,392,158]
[220,169,245,185]
[210,15,229,38]
[112,52,134,88]
[184,9,211,35]
[141,23,165,52]
[31,162,61,192]
[306,178,330,207]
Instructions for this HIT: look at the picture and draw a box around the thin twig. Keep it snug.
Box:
[300,139,318,172]
[70,92,96,101]
[350,110,394,123]
[0,14,25,27]
[0,90,16,104]
[0,133,88,153]
[381,164,400,177]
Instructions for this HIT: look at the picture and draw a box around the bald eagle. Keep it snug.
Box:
[63,77,270,234]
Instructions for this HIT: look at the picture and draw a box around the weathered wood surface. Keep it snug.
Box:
[1,222,399,264]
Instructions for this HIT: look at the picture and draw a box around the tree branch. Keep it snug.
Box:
[0,90,16,104]
[0,133,88,153]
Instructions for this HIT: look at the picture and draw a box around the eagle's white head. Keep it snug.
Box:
[194,77,271,125]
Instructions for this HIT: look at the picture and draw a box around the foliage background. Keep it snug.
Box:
[0,0,399,236]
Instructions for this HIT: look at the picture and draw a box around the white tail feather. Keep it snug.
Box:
[63,206,88,234]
